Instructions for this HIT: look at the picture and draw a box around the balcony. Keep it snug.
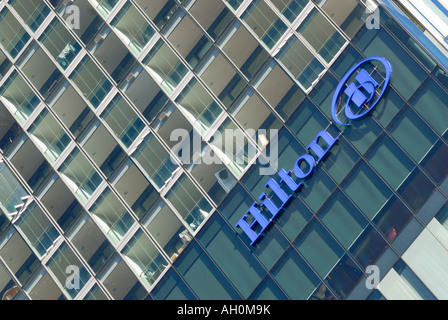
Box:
[48,83,95,140]
[0,8,31,59]
[254,61,305,120]
[165,14,213,69]
[0,231,40,286]
[38,18,81,70]
[26,269,63,300]
[143,39,188,94]
[67,213,114,275]
[220,21,269,80]
[69,55,113,109]
[28,109,71,163]
[0,70,41,125]
[10,0,51,32]
[112,162,159,220]
[0,101,23,154]
[89,27,137,85]
[110,2,155,55]
[144,200,192,263]
[20,43,64,101]
[99,256,141,299]
[120,67,166,123]
[89,187,134,245]
[9,137,52,192]
[58,147,103,204]
[134,0,179,31]
[175,78,223,134]
[165,173,213,231]
[121,229,168,288]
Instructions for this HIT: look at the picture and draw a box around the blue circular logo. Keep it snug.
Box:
[331,57,392,126]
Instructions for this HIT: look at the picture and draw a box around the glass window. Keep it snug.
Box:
[82,284,108,300]
[0,8,31,59]
[299,167,336,213]
[188,0,234,40]
[174,241,241,299]
[296,8,346,64]
[111,2,155,55]
[277,197,313,243]
[308,72,339,119]
[151,268,196,300]
[200,51,247,109]
[349,225,388,269]
[373,196,413,243]
[90,188,135,245]
[382,10,437,73]
[208,118,258,178]
[121,229,168,288]
[59,148,103,204]
[165,173,213,232]
[241,0,288,49]
[271,248,321,300]
[144,200,192,263]
[270,0,307,23]
[220,22,270,80]
[101,94,145,148]
[316,0,365,39]
[371,87,405,128]
[342,115,383,155]
[28,109,71,163]
[255,62,305,120]
[366,133,415,190]
[93,0,120,18]
[420,140,448,185]
[39,18,81,69]
[134,0,179,31]
[342,160,392,220]
[409,77,448,137]
[165,14,213,69]
[276,35,326,91]
[294,219,345,278]
[10,0,51,32]
[0,71,40,125]
[175,78,223,134]
[248,275,288,300]
[277,127,306,172]
[132,134,179,191]
[197,214,266,299]
[143,39,188,94]
[0,160,28,216]
[69,56,113,108]
[324,254,363,299]
[320,135,360,184]
[15,204,60,257]
[398,168,437,213]
[387,107,438,163]
[286,98,330,146]
[318,190,368,249]
[231,89,282,135]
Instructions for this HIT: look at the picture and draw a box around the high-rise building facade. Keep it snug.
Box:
[0,0,447,300]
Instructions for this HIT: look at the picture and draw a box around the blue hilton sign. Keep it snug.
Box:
[236,57,393,246]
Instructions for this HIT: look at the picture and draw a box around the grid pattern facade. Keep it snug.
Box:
[0,0,447,300]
